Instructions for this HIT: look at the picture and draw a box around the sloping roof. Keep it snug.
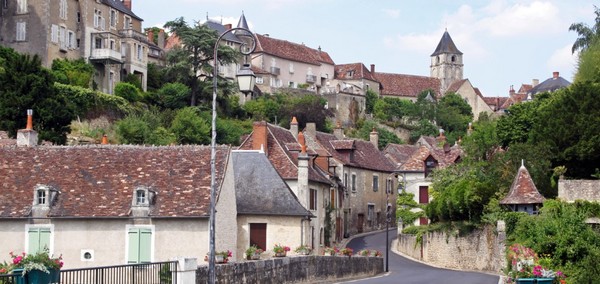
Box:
[335,63,379,82]
[101,0,142,21]
[0,131,15,147]
[383,144,418,168]
[431,31,463,56]
[238,123,331,185]
[0,145,229,218]
[255,34,335,66]
[232,151,311,217]
[205,21,243,44]
[447,79,468,93]
[314,132,395,172]
[528,73,571,96]
[398,145,462,172]
[500,164,545,205]
[374,72,441,98]
[398,146,431,172]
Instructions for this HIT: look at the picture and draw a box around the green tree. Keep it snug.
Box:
[365,89,378,114]
[569,5,600,54]
[0,47,76,144]
[163,17,239,106]
[574,39,600,83]
[51,58,94,88]
[436,92,472,143]
[114,82,141,102]
[151,82,190,110]
[280,94,333,131]
[243,94,282,122]
[115,116,151,144]
[170,107,210,144]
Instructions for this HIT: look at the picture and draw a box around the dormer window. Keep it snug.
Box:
[37,189,47,205]
[33,185,57,207]
[132,186,155,207]
[136,190,146,205]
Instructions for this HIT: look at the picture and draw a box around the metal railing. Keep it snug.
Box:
[1,261,178,284]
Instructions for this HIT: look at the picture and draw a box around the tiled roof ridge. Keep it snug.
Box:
[256,34,334,65]
[267,123,300,171]
[374,72,434,79]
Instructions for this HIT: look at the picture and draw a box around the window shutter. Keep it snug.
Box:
[51,25,58,43]
[139,228,151,263]
[127,229,140,263]
[128,228,151,264]
[28,227,51,254]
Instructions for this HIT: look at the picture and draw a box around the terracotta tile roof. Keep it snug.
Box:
[518,84,532,94]
[164,33,182,50]
[0,145,229,218]
[238,123,331,185]
[335,63,378,82]
[314,132,395,172]
[500,164,545,205]
[399,146,431,171]
[255,34,334,66]
[383,144,418,168]
[447,79,468,93]
[0,132,15,147]
[374,72,441,98]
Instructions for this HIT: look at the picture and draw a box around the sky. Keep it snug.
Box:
[134,0,597,97]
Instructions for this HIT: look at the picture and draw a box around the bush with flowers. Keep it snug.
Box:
[340,247,353,256]
[323,246,338,256]
[273,244,290,256]
[504,244,566,283]
[294,245,312,255]
[1,250,63,276]
[204,250,232,263]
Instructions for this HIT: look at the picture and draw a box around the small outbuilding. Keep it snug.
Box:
[500,161,545,215]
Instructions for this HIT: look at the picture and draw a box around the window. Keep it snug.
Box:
[59,26,67,50]
[309,188,317,210]
[255,77,263,84]
[109,39,115,50]
[136,190,146,205]
[288,81,295,88]
[372,175,379,192]
[127,227,152,263]
[3,0,7,9]
[136,44,142,60]
[351,174,356,192]
[50,25,59,43]
[77,11,81,23]
[95,37,102,49]
[94,10,105,30]
[59,0,67,20]
[451,55,456,62]
[425,156,437,177]
[17,0,27,14]
[346,70,354,78]
[249,223,267,251]
[110,10,117,28]
[16,22,26,41]
[37,189,47,205]
[386,178,393,194]
[330,189,336,209]
[367,204,375,221]
[289,63,294,73]
[344,173,348,187]
[124,16,131,29]
[28,227,51,254]
[68,31,75,49]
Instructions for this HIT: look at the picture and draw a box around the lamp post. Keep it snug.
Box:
[385,173,401,273]
[209,27,256,284]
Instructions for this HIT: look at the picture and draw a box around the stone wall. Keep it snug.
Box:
[196,255,383,284]
[558,179,600,202]
[396,225,505,274]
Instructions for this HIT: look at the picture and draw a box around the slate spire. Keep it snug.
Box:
[431,30,463,56]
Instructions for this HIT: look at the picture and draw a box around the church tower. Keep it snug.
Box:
[430,30,463,94]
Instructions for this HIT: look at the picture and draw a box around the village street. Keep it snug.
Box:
[341,229,500,284]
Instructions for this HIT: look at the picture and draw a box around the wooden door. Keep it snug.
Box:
[357,214,364,233]
[419,186,429,204]
[249,223,267,251]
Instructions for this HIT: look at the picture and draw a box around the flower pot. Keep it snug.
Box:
[297,249,310,256]
[324,252,334,256]
[275,252,286,257]
[27,269,51,284]
[10,268,26,284]
[516,278,554,284]
[251,253,261,260]
[49,269,60,284]
[215,255,225,263]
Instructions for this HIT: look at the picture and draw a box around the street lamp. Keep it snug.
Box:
[385,173,401,273]
[209,27,256,284]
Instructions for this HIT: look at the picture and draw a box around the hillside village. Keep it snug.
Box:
[1,1,600,283]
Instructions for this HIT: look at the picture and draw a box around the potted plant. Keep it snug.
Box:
[6,250,63,284]
[323,247,338,256]
[504,244,565,284]
[340,247,353,257]
[372,250,382,257]
[245,245,263,260]
[294,245,312,256]
[204,250,232,264]
[273,244,290,257]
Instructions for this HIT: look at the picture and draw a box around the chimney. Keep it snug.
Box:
[290,117,298,140]
[17,109,38,147]
[369,127,379,149]
[297,131,310,209]
[436,128,446,145]
[252,121,268,155]
[532,79,539,87]
[158,29,165,48]
[333,121,344,139]
[370,64,375,74]
[101,134,109,145]
[305,122,316,138]
[509,85,515,97]
[467,123,473,136]
[147,29,154,44]
[224,23,232,30]
[553,71,559,79]
[123,0,131,10]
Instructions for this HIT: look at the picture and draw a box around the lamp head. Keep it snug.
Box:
[236,63,255,94]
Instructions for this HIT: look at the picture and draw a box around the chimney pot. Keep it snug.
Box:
[147,29,154,43]
[532,79,539,87]
[123,0,132,10]
[553,71,559,79]
[370,64,375,74]
[26,109,33,130]
[101,134,109,145]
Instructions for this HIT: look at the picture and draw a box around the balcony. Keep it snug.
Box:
[119,29,150,43]
[89,48,123,64]
[306,75,317,83]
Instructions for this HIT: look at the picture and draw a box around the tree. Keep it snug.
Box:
[436,92,472,143]
[163,17,239,106]
[574,39,600,83]
[365,89,378,114]
[0,47,75,144]
[170,107,210,144]
[569,5,600,54]
[51,58,94,88]
[115,116,151,144]
[279,94,333,131]
[150,82,190,110]
[114,82,141,102]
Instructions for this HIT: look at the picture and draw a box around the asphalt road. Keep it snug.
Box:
[340,228,500,284]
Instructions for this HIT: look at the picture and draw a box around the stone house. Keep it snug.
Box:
[500,162,545,215]
[238,120,335,250]
[250,33,335,95]
[384,134,462,226]
[303,124,397,236]
[0,122,309,267]
[0,0,150,93]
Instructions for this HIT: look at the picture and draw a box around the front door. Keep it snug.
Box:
[249,223,267,251]
[357,214,364,233]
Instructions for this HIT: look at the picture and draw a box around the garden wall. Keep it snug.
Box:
[396,224,506,274]
[558,179,600,202]
[195,255,383,284]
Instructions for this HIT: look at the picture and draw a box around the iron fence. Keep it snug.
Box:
[0,261,177,284]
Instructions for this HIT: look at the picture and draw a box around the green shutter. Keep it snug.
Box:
[127,229,140,264]
[128,228,152,264]
[139,228,151,263]
[28,228,51,254]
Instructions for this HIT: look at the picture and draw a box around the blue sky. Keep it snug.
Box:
[135,0,596,97]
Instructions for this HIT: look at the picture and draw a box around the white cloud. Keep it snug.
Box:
[478,1,561,37]
[547,44,579,79]
[382,8,400,18]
